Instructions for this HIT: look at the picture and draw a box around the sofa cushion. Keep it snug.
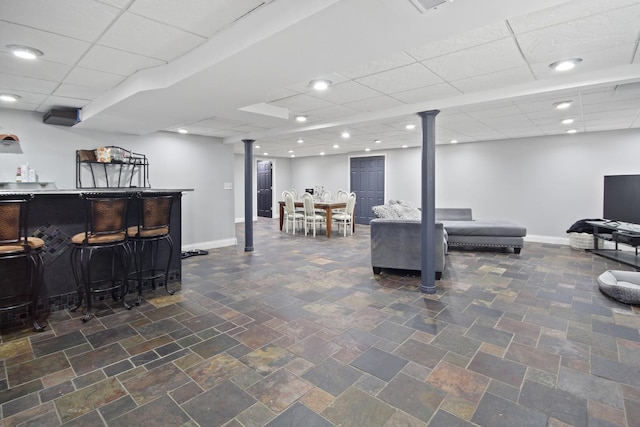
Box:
[436,208,473,221]
[442,220,526,237]
[390,203,421,220]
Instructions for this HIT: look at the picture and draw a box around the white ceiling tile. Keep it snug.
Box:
[309,81,381,105]
[97,0,131,7]
[340,52,417,79]
[285,73,350,94]
[99,12,206,61]
[269,94,334,113]
[35,95,91,113]
[422,38,526,81]
[64,68,125,91]
[53,84,102,100]
[448,66,534,94]
[465,105,525,120]
[78,46,166,77]
[355,63,443,94]
[344,96,404,112]
[0,0,119,41]
[0,52,71,82]
[128,0,266,38]
[306,105,359,120]
[0,90,47,106]
[0,73,58,95]
[516,5,640,63]
[0,22,91,66]
[406,22,511,61]
[507,0,640,34]
[266,88,300,102]
[391,83,462,104]
[190,117,249,129]
[528,45,633,80]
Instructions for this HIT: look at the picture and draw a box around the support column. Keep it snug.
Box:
[418,110,440,294]
[243,139,254,252]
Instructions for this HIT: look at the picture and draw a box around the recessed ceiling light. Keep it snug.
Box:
[310,79,331,91]
[341,132,350,138]
[7,44,43,60]
[255,145,261,149]
[0,94,20,102]
[549,58,582,71]
[374,139,381,144]
[450,139,458,144]
[553,101,573,109]
[290,154,295,158]
[263,152,269,155]
[288,150,294,153]
[177,129,188,134]
[365,148,371,152]
[567,129,578,134]
[297,139,304,143]
[405,124,416,130]
[402,145,408,148]
[320,152,325,156]
[294,115,307,122]
[333,144,339,149]
[561,118,574,124]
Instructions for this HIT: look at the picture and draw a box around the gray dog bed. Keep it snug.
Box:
[597,270,640,304]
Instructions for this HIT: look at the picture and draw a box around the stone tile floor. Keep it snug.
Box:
[1,218,640,426]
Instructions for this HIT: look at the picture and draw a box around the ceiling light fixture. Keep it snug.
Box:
[0,94,20,102]
[405,124,416,130]
[177,129,188,134]
[374,139,381,144]
[310,79,331,91]
[320,152,325,156]
[7,44,43,60]
[290,154,295,158]
[288,150,294,153]
[450,139,458,144]
[567,129,578,134]
[297,139,304,143]
[553,101,573,109]
[365,148,371,152]
[333,144,339,149]
[562,118,574,124]
[263,152,269,155]
[402,145,408,148]
[255,145,261,149]
[549,58,582,71]
[341,132,350,138]
[294,115,307,122]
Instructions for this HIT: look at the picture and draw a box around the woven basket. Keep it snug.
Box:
[569,232,595,250]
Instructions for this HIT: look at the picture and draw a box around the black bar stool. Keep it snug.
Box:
[128,192,177,305]
[0,194,46,331]
[70,193,132,322]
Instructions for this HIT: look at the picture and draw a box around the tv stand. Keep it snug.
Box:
[587,220,640,269]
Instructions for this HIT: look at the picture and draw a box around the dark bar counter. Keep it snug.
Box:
[0,188,191,318]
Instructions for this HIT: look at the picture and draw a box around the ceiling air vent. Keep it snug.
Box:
[409,0,450,13]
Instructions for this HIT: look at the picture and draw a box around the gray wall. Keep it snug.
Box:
[233,128,640,244]
[0,108,237,249]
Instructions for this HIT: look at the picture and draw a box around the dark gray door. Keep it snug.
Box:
[350,156,384,224]
[257,160,272,218]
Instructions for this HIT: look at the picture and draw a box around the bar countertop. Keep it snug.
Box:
[0,187,193,194]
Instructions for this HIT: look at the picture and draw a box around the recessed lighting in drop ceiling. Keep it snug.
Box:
[310,79,331,91]
[402,145,408,148]
[341,132,350,138]
[333,144,339,149]
[450,139,458,144]
[365,148,371,152]
[7,44,43,60]
[549,58,582,71]
[374,139,381,144]
[567,129,578,134]
[562,118,574,124]
[405,124,416,130]
[553,101,573,110]
[0,94,20,102]
[255,145,261,149]
[177,129,188,134]
[263,152,269,156]
[320,152,325,156]
[297,139,304,144]
[294,115,307,122]
[288,150,294,153]
[290,154,295,158]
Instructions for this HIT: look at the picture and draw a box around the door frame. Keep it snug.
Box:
[256,159,273,218]
[347,152,387,209]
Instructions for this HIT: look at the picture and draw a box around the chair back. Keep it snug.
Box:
[0,195,31,246]
[283,191,295,214]
[320,189,332,202]
[346,193,357,215]
[336,190,348,203]
[289,189,298,200]
[302,193,315,216]
[139,194,173,231]
[82,193,131,239]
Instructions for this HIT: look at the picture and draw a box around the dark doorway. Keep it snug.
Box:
[350,156,385,224]
[257,160,272,218]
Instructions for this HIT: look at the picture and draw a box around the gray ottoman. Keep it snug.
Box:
[597,270,640,305]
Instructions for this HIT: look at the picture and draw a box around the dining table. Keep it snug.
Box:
[278,200,355,238]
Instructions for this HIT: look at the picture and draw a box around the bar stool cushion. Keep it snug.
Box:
[0,237,45,254]
[597,270,640,304]
[127,225,169,238]
[71,232,126,245]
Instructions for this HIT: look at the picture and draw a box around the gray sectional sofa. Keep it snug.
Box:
[369,202,527,279]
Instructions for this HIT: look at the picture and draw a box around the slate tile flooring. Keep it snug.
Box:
[1,217,640,426]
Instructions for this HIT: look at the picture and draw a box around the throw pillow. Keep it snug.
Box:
[372,204,399,219]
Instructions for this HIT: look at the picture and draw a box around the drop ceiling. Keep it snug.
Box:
[1,0,639,158]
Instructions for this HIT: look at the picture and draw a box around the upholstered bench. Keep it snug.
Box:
[436,208,526,254]
[597,270,640,304]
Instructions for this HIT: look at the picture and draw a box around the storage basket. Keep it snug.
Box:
[569,232,595,250]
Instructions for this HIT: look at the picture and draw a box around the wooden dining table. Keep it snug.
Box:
[278,200,355,238]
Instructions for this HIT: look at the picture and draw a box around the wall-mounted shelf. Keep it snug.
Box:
[76,146,150,189]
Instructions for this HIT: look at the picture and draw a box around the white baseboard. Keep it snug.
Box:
[235,216,259,223]
[524,235,569,245]
[182,238,237,251]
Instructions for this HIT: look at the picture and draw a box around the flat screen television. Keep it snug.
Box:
[603,174,640,224]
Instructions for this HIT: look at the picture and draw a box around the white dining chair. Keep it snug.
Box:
[333,189,348,214]
[332,192,356,236]
[302,193,326,237]
[283,191,304,234]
